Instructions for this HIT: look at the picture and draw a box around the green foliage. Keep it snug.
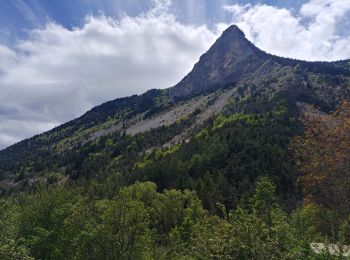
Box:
[94,198,151,259]
[132,108,300,213]
[0,178,349,259]
[0,199,33,259]
[169,177,343,259]
[251,176,276,226]
[213,113,264,130]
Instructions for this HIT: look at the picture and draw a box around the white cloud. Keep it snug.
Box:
[0,45,16,74]
[0,1,217,149]
[224,0,350,61]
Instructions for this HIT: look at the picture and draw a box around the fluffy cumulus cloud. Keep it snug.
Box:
[0,0,216,149]
[1,0,350,149]
[224,0,350,61]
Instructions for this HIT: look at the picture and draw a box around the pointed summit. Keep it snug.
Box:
[221,24,245,38]
[170,25,266,99]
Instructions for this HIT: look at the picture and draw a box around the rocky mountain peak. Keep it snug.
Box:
[170,24,266,100]
[221,24,246,38]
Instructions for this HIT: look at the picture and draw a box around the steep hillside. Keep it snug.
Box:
[171,25,350,100]
[0,25,350,208]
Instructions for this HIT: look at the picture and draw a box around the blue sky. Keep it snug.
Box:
[0,0,307,46]
[0,0,350,149]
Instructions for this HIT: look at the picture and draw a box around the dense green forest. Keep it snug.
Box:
[0,96,301,210]
[2,177,350,259]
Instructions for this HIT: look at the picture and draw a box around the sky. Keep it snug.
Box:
[0,0,350,149]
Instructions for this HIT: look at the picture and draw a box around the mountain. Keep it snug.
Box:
[170,25,266,99]
[0,24,350,209]
[171,25,350,100]
[2,24,350,259]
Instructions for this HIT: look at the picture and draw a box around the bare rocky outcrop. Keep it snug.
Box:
[170,25,268,100]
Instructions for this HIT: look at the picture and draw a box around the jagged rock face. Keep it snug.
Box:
[169,24,350,101]
[170,25,268,99]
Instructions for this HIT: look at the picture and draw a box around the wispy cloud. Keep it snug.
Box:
[11,0,47,26]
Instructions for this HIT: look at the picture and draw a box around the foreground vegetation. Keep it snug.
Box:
[1,177,349,259]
